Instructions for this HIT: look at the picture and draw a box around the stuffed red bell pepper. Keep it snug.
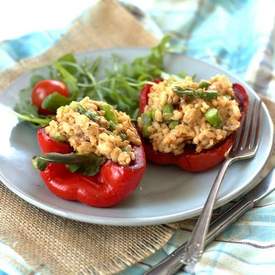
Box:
[32,97,146,207]
[138,75,248,172]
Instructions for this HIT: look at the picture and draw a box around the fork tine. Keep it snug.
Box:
[248,100,262,151]
[231,104,250,153]
[239,100,256,150]
[231,119,244,153]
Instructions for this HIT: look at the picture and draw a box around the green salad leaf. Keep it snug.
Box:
[14,87,52,127]
[14,87,37,116]
[41,92,72,112]
[14,35,172,125]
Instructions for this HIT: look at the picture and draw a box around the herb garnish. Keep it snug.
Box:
[15,36,172,126]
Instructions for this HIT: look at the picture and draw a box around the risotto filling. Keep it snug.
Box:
[138,75,241,155]
[45,97,141,166]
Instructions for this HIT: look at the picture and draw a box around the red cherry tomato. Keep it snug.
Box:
[32,80,69,115]
[139,81,249,172]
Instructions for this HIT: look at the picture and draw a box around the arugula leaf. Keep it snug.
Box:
[30,75,44,87]
[14,36,172,124]
[58,53,77,63]
[53,62,79,99]
[14,87,37,116]
[14,87,51,127]
[41,92,71,113]
[15,112,52,127]
[96,35,171,118]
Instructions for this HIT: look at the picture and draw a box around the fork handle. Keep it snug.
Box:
[182,159,232,262]
[146,159,232,275]
[145,190,254,275]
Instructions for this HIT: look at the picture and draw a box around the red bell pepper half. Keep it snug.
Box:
[139,81,249,172]
[36,129,146,207]
[37,128,73,154]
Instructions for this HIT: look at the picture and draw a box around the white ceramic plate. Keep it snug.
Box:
[0,49,273,226]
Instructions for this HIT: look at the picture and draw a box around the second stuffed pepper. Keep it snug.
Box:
[138,75,248,172]
[33,97,146,207]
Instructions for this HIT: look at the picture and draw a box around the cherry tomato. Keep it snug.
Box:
[32,80,69,115]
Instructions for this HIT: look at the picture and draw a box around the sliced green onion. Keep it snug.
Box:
[141,112,152,137]
[141,112,153,125]
[162,104,174,120]
[205,108,222,128]
[101,104,118,124]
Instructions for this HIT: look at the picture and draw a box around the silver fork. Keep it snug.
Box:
[146,99,262,275]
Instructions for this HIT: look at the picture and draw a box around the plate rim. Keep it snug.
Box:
[0,48,273,226]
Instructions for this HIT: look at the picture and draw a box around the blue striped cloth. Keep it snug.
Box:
[1,1,275,274]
